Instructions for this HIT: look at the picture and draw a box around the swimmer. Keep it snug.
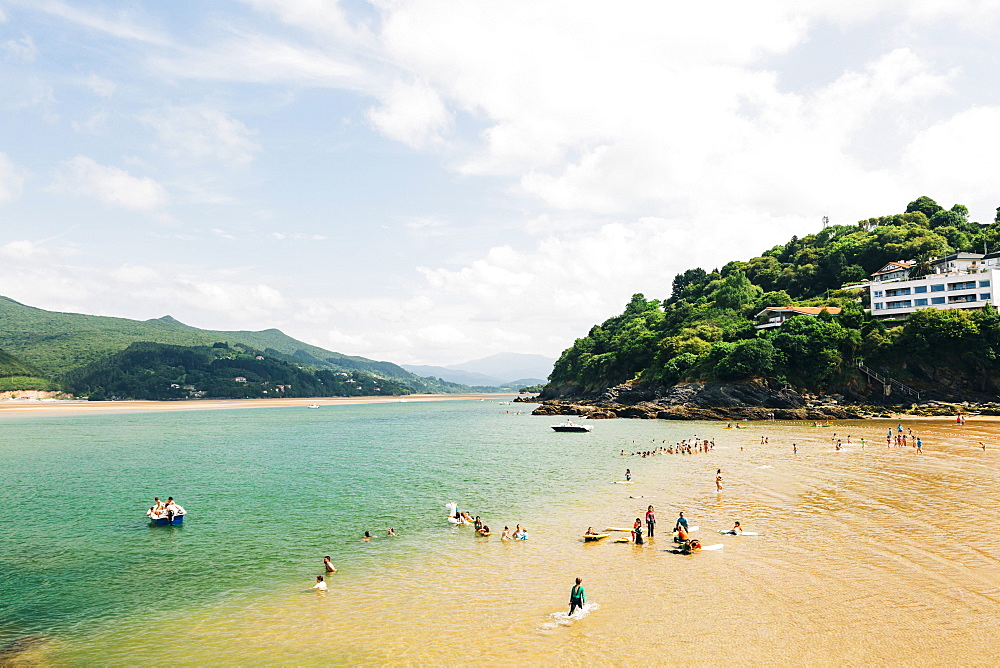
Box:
[362,531,373,542]
[625,468,631,481]
[477,524,491,536]
[387,527,396,536]
[716,469,723,491]
[311,576,327,591]
[501,525,511,541]
[323,556,337,573]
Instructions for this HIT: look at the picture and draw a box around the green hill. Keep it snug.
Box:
[0,347,57,392]
[0,296,469,394]
[545,196,1000,404]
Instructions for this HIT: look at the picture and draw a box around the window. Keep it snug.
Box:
[931,284,945,292]
[874,302,884,310]
[980,280,991,288]
[931,297,945,304]
[948,294,976,303]
[913,285,927,293]
[886,300,912,309]
[914,298,928,306]
[981,294,992,301]
[873,290,883,298]
[885,288,911,297]
[948,281,977,291]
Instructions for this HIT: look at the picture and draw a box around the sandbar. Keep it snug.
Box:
[0,393,520,417]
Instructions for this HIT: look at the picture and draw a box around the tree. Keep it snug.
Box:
[906,196,943,219]
[711,272,762,311]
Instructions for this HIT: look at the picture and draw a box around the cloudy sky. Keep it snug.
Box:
[2,1,1000,365]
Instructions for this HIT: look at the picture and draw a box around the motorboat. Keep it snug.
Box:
[550,420,593,432]
[307,404,321,409]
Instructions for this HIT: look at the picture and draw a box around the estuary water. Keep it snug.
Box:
[2,399,1000,665]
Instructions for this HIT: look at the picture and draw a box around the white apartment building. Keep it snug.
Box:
[867,252,1000,320]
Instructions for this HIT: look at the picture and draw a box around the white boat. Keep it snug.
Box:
[550,420,593,432]
[307,404,320,409]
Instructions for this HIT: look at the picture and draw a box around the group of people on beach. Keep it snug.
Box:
[620,437,715,458]
[447,501,525,539]
[145,496,185,521]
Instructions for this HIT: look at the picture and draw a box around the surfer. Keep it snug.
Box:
[631,518,644,545]
[645,505,656,538]
[674,511,688,534]
[568,577,586,616]
[323,556,337,573]
[728,521,743,535]
[585,527,598,536]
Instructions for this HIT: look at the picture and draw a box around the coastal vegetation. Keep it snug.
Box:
[546,196,1000,402]
[0,297,492,398]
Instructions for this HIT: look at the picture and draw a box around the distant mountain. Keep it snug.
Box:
[402,352,555,386]
[0,296,471,394]
[400,365,503,386]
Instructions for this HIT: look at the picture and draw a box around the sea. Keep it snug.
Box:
[2,398,1000,665]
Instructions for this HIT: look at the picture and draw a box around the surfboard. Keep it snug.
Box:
[701,543,724,551]
[672,525,699,533]
[612,481,633,484]
[717,530,759,536]
[613,537,631,543]
[583,533,610,541]
[606,527,633,532]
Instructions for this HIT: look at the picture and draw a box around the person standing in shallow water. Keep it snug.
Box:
[632,518,644,545]
[568,577,586,616]
[645,505,656,538]
[716,469,723,491]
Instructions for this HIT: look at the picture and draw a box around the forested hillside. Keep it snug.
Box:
[546,196,1000,403]
[66,342,416,400]
[0,348,58,392]
[0,297,475,395]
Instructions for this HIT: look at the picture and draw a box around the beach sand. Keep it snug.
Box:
[0,393,517,417]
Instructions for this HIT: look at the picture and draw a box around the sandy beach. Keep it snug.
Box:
[0,393,518,416]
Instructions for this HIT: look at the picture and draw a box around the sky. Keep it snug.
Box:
[2,1,1000,366]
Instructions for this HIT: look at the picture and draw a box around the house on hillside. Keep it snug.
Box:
[870,260,915,283]
[754,306,842,330]
[867,253,997,320]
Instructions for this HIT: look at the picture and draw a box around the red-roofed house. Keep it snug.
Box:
[754,306,842,330]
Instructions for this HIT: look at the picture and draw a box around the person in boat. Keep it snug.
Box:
[501,525,511,541]
[323,556,337,573]
[146,505,165,520]
[477,525,491,536]
[311,576,328,591]
[164,497,185,520]
[153,497,165,512]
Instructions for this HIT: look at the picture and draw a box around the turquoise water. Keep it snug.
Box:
[0,399,632,655]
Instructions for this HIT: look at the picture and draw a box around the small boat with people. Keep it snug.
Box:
[307,404,321,409]
[146,496,186,525]
[550,420,593,432]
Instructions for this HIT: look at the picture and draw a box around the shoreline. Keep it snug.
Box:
[0,393,519,417]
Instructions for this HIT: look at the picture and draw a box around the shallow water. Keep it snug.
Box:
[2,402,999,665]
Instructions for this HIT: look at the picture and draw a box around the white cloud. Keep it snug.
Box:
[3,34,37,61]
[84,73,116,98]
[38,1,170,45]
[0,153,26,203]
[140,106,260,167]
[367,78,452,148]
[52,156,169,211]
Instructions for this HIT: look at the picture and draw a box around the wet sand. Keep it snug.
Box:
[0,393,516,417]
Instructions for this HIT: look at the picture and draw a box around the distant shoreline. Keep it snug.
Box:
[0,393,523,417]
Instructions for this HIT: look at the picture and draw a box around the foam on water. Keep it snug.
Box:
[539,602,600,631]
